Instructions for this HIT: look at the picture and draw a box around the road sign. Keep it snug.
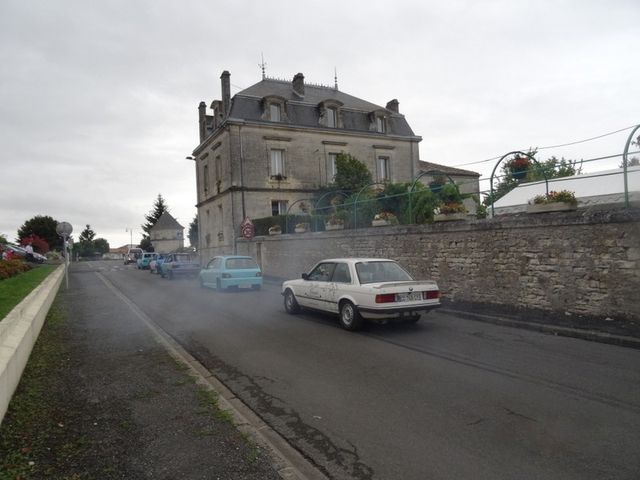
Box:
[56,222,73,237]
[240,217,254,240]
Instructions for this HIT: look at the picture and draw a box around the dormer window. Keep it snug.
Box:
[270,103,281,122]
[318,100,344,129]
[261,95,288,122]
[327,108,337,128]
[370,109,389,134]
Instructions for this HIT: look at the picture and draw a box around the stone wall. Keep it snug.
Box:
[237,207,640,322]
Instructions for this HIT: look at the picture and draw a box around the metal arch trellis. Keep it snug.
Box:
[313,190,350,231]
[353,182,387,228]
[489,150,549,217]
[408,170,460,224]
[284,197,314,233]
[622,124,640,208]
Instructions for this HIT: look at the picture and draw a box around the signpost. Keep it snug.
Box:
[56,222,73,289]
[240,217,254,240]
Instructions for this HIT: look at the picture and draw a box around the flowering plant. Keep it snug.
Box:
[268,225,282,233]
[295,222,310,229]
[373,212,398,224]
[326,214,344,225]
[436,202,467,215]
[530,190,577,206]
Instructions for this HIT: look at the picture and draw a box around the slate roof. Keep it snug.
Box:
[152,212,183,231]
[225,78,416,137]
[417,161,480,177]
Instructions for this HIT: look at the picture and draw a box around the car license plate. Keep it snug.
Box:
[397,292,422,302]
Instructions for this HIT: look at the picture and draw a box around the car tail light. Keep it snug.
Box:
[256,272,262,277]
[222,273,232,278]
[423,290,440,300]
[375,293,396,303]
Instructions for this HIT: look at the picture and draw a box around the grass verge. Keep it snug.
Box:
[0,266,56,319]
[0,305,72,479]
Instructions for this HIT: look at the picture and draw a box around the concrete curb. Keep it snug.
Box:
[442,308,640,350]
[0,264,65,424]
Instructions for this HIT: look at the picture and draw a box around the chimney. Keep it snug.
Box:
[220,70,231,116]
[386,99,399,114]
[198,101,207,142]
[292,73,305,97]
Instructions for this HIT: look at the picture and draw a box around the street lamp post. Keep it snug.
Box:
[126,228,133,248]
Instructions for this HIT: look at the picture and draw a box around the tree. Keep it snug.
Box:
[19,234,50,253]
[17,215,62,250]
[188,214,198,248]
[140,194,169,251]
[0,234,7,245]
[93,238,110,254]
[333,153,372,191]
[79,224,96,243]
[620,135,640,167]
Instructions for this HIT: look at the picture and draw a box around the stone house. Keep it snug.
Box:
[190,70,479,259]
[150,212,184,253]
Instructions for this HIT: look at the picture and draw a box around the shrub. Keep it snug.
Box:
[531,190,577,206]
[0,259,32,280]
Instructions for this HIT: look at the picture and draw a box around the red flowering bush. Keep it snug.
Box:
[19,234,50,253]
[0,259,32,280]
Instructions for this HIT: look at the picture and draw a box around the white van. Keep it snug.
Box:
[124,247,143,265]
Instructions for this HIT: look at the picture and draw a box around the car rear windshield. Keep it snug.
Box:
[356,261,413,284]
[225,258,259,269]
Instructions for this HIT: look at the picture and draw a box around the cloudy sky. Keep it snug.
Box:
[1,0,638,248]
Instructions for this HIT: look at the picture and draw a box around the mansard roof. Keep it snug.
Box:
[152,212,183,231]
[227,78,416,137]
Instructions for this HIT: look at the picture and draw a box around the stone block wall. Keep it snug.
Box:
[237,207,640,322]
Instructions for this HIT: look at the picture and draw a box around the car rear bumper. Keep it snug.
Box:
[221,277,263,288]
[358,303,441,319]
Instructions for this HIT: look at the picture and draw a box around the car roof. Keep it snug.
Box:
[315,258,395,263]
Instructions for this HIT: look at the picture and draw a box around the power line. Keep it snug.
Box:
[451,124,639,167]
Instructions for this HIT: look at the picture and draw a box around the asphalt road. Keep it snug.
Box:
[88,260,640,480]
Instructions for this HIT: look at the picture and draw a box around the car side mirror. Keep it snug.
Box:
[302,273,309,280]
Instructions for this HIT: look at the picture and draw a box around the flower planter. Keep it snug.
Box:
[526,202,577,214]
[511,170,527,180]
[268,230,281,235]
[325,223,344,231]
[434,212,468,222]
[371,219,391,227]
[294,227,308,233]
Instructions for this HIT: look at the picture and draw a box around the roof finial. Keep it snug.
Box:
[334,67,338,90]
[258,53,267,80]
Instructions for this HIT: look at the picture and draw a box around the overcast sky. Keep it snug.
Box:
[1,0,638,248]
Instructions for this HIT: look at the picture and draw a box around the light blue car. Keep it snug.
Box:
[136,252,158,270]
[199,255,263,291]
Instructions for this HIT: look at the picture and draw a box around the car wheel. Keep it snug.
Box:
[284,289,301,314]
[339,301,363,331]
[407,314,421,323]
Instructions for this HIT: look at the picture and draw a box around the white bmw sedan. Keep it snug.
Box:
[282,258,441,331]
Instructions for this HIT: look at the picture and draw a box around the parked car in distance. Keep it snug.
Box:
[4,244,27,260]
[199,255,262,291]
[160,253,200,279]
[31,252,47,264]
[124,247,143,265]
[282,258,441,331]
[149,254,165,274]
[137,252,158,269]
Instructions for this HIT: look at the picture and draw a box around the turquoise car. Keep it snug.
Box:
[136,252,158,270]
[199,256,263,291]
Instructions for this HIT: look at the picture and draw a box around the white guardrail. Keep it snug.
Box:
[0,264,64,424]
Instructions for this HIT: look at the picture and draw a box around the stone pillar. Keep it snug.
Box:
[293,73,305,97]
[386,99,399,113]
[221,70,231,116]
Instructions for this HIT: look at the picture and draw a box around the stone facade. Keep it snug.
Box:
[235,207,640,323]
[191,70,480,260]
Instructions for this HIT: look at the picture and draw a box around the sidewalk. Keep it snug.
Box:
[0,268,286,479]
